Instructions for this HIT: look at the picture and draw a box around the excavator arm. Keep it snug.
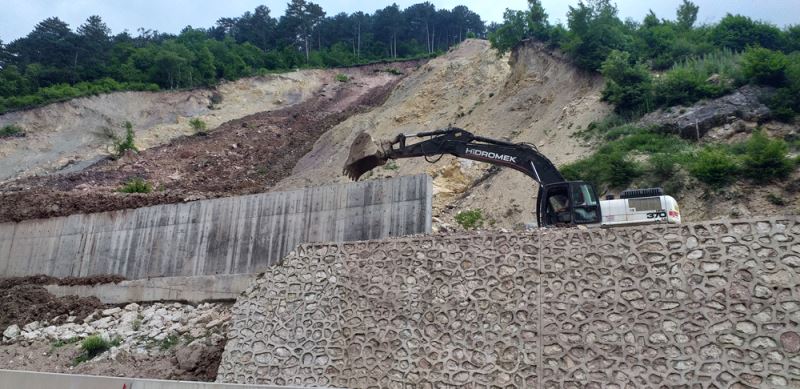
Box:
[343,127,565,186]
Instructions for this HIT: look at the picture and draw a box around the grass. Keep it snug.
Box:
[383,160,399,171]
[335,74,349,82]
[455,209,484,230]
[118,177,153,194]
[51,337,81,349]
[563,119,797,193]
[0,124,24,138]
[158,335,180,350]
[189,118,208,135]
[73,335,111,365]
[767,193,787,206]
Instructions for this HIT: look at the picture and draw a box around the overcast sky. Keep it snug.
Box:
[1,0,798,42]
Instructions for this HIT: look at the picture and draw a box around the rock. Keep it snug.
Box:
[780,331,800,353]
[124,303,140,311]
[205,319,223,329]
[3,324,20,340]
[23,321,40,332]
[638,85,773,139]
[176,343,206,371]
[189,327,206,339]
[736,321,757,335]
[102,307,122,316]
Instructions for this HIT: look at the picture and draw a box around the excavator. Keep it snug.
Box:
[343,127,681,228]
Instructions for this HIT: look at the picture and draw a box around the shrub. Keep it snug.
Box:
[741,130,793,183]
[649,153,679,180]
[653,49,741,108]
[600,50,653,115]
[81,335,110,359]
[335,74,349,82]
[384,160,399,170]
[742,47,788,86]
[766,193,787,206]
[119,177,152,193]
[455,209,484,230]
[0,124,24,137]
[689,147,739,187]
[112,121,138,157]
[189,118,207,135]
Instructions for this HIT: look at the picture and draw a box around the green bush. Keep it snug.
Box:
[81,335,110,359]
[455,209,484,230]
[741,130,793,182]
[383,160,399,170]
[0,124,24,137]
[742,47,788,86]
[112,121,138,157]
[189,118,207,135]
[653,49,741,108]
[600,50,653,115]
[689,147,739,187]
[335,74,349,82]
[119,177,152,193]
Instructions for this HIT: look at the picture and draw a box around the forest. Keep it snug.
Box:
[489,0,800,120]
[0,0,485,113]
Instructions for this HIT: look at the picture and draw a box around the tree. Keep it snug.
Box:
[76,15,112,79]
[489,9,527,55]
[600,50,653,115]
[710,14,784,51]
[374,4,403,58]
[284,0,325,62]
[675,0,699,30]
[527,0,550,41]
[563,0,630,71]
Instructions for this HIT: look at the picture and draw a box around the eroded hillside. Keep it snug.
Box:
[0,71,332,182]
[0,62,420,222]
[276,39,611,228]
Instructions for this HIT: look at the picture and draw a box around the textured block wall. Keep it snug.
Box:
[0,174,431,279]
[218,216,800,388]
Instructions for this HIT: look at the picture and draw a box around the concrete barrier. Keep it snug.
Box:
[0,174,431,279]
[0,369,332,389]
[44,274,257,304]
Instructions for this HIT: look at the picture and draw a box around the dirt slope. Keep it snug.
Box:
[0,70,328,182]
[276,39,611,228]
[0,62,421,222]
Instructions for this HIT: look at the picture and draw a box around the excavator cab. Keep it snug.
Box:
[536,181,601,227]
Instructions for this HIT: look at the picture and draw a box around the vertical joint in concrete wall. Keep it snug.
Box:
[0,174,433,280]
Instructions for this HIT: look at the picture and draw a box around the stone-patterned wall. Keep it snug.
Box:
[218,216,800,388]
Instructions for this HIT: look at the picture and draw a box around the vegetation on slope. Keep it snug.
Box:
[0,1,485,112]
[489,0,800,120]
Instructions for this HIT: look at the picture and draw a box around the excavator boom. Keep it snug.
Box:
[343,128,565,186]
[343,127,680,228]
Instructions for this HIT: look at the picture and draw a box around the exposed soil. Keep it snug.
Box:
[0,274,125,289]
[0,61,421,222]
[0,338,225,382]
[0,285,104,328]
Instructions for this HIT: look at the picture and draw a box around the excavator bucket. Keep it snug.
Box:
[343,131,387,180]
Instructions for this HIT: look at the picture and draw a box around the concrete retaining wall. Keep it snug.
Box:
[0,369,328,389]
[45,274,257,304]
[0,174,431,279]
[218,216,800,388]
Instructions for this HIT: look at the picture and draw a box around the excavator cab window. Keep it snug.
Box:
[538,182,601,227]
[571,182,600,224]
[544,185,572,225]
